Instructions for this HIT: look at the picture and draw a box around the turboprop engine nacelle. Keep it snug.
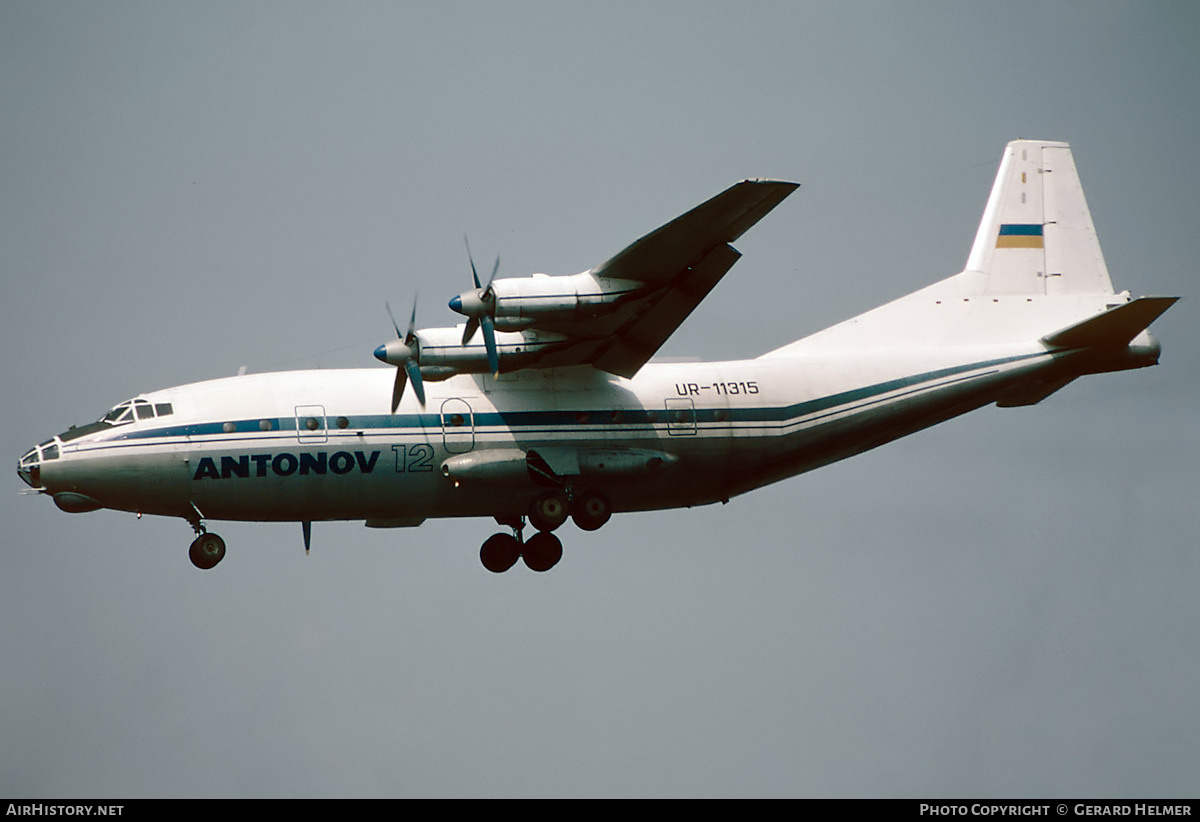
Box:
[411,325,569,375]
[449,272,645,331]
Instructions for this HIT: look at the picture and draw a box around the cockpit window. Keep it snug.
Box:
[18,442,60,464]
[101,398,174,424]
[58,398,177,442]
[103,403,134,425]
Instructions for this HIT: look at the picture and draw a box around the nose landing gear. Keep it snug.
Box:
[188,531,226,570]
[185,513,226,570]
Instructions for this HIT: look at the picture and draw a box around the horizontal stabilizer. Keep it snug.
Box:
[1041,296,1178,349]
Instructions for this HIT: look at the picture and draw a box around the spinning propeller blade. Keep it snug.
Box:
[480,314,499,375]
[458,237,501,374]
[376,297,425,412]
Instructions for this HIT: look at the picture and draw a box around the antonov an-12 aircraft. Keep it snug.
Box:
[18,140,1177,572]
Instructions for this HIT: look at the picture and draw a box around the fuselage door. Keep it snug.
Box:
[441,398,475,454]
[664,397,696,436]
[295,405,328,444]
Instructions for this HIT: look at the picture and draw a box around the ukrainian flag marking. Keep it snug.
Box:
[996,223,1044,249]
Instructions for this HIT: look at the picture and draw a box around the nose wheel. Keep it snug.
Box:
[188,532,226,570]
[184,512,227,570]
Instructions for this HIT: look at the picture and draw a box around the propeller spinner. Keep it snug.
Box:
[373,299,426,412]
[449,237,501,375]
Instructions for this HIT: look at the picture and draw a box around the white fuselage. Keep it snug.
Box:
[29,302,1152,529]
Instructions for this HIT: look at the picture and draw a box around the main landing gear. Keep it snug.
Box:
[479,489,612,573]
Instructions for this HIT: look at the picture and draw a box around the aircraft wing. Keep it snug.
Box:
[587,178,800,285]
[540,178,799,377]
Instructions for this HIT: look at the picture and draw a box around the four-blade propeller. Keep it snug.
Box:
[449,237,501,375]
[374,299,426,412]
[376,240,504,412]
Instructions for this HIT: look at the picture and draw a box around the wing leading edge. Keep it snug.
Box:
[588,178,800,285]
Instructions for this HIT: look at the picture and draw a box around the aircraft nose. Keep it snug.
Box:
[448,295,463,314]
[17,464,38,489]
[17,445,42,489]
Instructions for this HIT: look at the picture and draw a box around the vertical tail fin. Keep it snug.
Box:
[965,140,1115,296]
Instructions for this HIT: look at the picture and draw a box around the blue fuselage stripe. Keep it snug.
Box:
[97,353,1041,447]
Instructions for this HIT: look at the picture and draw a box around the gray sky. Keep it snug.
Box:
[3,1,1197,798]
